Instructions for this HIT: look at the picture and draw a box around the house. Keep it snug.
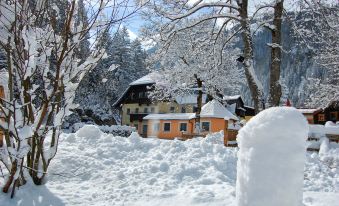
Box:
[297,101,339,125]
[113,73,208,137]
[297,108,323,124]
[223,95,255,120]
[143,100,239,142]
[321,101,339,123]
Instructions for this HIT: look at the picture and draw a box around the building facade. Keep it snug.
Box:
[114,73,207,137]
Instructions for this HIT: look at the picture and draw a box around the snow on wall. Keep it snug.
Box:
[236,107,309,206]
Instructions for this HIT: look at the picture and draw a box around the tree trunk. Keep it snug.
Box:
[238,0,263,113]
[269,0,284,106]
[194,74,203,133]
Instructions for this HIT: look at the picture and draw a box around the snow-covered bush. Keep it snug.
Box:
[236,107,309,206]
[0,0,144,197]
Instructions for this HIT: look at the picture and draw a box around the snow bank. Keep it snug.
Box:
[71,123,136,137]
[46,129,239,206]
[1,123,337,206]
[236,107,309,206]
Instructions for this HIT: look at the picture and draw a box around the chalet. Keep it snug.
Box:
[297,108,323,124]
[298,101,339,125]
[321,101,339,123]
[113,73,208,137]
[223,95,255,121]
[143,100,239,142]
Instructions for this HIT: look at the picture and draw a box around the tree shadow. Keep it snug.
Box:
[1,184,65,206]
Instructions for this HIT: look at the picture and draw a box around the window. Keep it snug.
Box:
[135,108,139,113]
[144,107,148,113]
[318,114,325,121]
[330,112,338,121]
[139,92,143,98]
[151,107,155,113]
[201,122,210,132]
[134,124,138,130]
[153,123,160,131]
[193,106,198,112]
[170,106,175,113]
[179,123,187,132]
[163,122,171,132]
[126,108,130,115]
[130,92,135,100]
[181,107,186,113]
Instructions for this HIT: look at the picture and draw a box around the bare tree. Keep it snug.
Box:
[268,0,284,106]
[141,0,267,112]
[0,0,144,197]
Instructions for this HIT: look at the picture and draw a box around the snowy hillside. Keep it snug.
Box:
[1,125,337,206]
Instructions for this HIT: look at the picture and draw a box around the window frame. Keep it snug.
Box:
[318,114,325,121]
[163,122,171,132]
[201,121,211,132]
[179,122,188,132]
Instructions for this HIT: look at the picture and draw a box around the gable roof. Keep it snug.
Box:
[200,100,238,120]
[129,72,160,86]
[297,108,322,114]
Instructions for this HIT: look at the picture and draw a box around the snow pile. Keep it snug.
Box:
[47,127,239,206]
[0,124,338,206]
[236,107,309,206]
[71,123,136,136]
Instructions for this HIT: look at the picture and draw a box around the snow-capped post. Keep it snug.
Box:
[236,107,309,206]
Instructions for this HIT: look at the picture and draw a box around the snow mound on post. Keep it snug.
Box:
[236,107,309,206]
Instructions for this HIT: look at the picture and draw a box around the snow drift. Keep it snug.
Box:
[0,124,337,206]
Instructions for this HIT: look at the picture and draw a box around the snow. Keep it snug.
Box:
[223,95,241,101]
[175,94,207,105]
[144,113,195,120]
[236,107,309,206]
[297,108,322,114]
[200,100,238,120]
[129,72,160,86]
[0,124,338,206]
[309,124,339,136]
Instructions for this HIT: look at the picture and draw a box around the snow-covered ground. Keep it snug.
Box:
[1,125,338,206]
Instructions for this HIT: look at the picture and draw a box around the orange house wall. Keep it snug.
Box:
[147,119,194,139]
[146,118,228,139]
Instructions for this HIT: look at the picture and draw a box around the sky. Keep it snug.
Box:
[92,0,338,40]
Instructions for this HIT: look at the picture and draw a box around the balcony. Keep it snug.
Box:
[129,113,149,122]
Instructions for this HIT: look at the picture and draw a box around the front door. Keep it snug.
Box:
[142,125,148,138]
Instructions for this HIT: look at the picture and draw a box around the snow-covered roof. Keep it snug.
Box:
[297,108,322,114]
[175,94,207,105]
[200,100,238,120]
[223,95,241,101]
[129,72,160,86]
[143,113,195,120]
